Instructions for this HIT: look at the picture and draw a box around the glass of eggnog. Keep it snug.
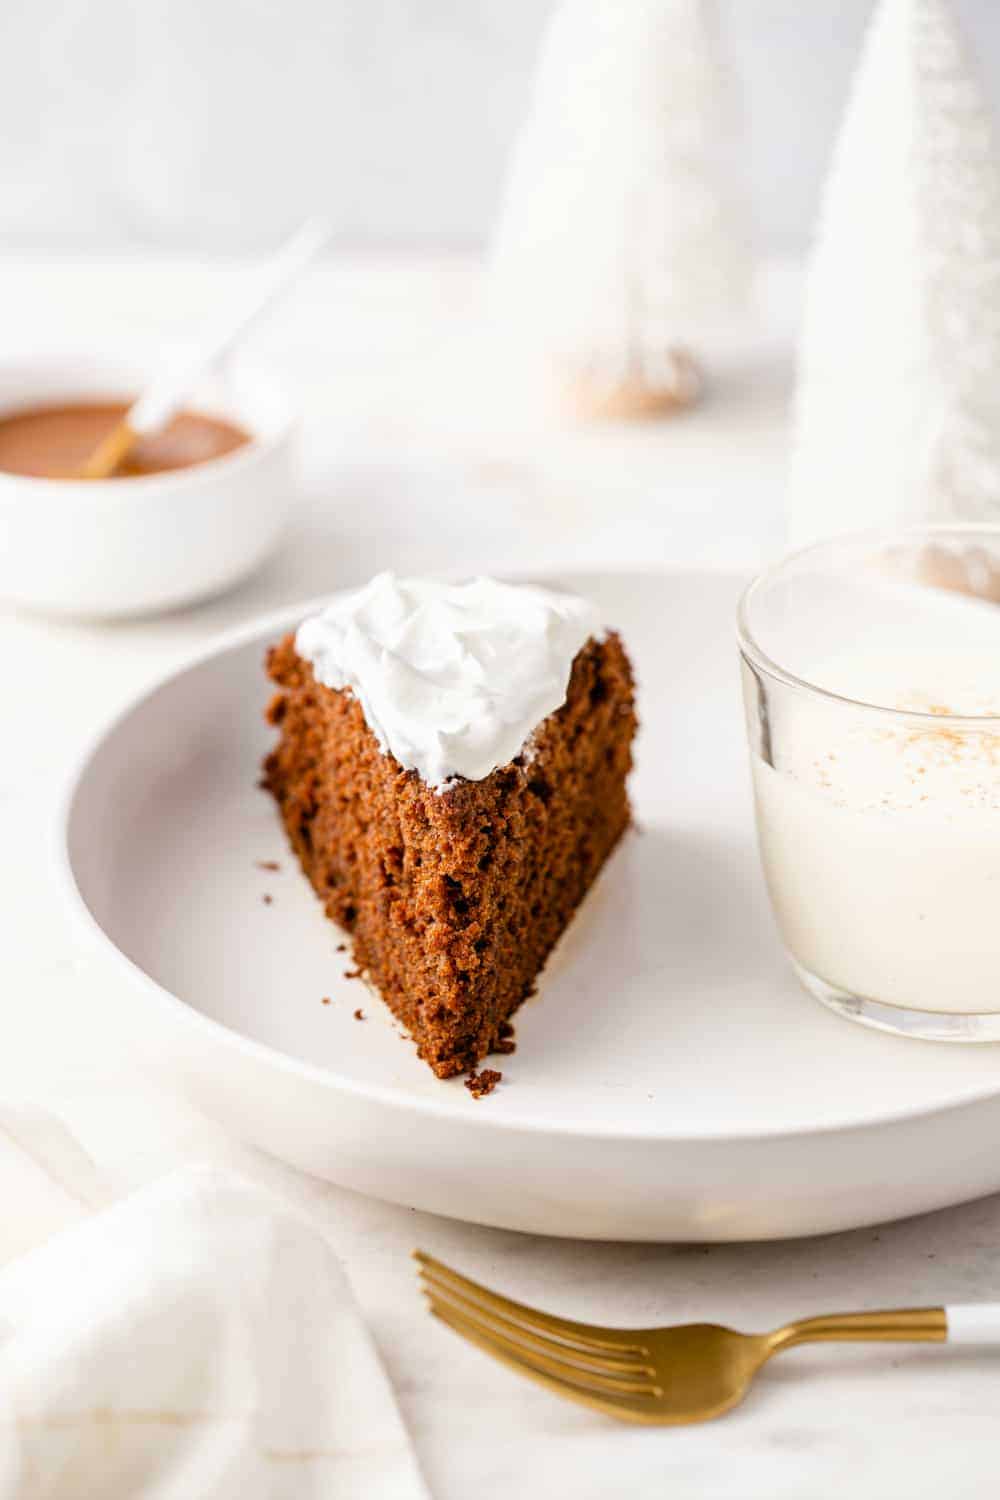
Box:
[739,526,1000,1041]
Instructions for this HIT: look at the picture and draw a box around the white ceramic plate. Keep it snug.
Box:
[60,571,1000,1241]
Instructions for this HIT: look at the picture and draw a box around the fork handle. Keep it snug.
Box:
[946,1305,1000,1344]
[775,1305,1000,1352]
[773,1308,946,1350]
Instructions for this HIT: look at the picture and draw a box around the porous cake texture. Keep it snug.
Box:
[263,631,636,1078]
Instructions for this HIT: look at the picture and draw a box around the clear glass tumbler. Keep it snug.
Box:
[738,526,1000,1041]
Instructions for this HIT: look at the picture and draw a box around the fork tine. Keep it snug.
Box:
[427,1296,663,1418]
[414,1251,649,1357]
[419,1275,657,1378]
[425,1290,659,1396]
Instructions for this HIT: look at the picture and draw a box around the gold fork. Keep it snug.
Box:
[415,1251,996,1425]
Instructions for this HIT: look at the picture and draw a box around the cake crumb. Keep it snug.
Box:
[353,1008,365,1021]
[345,967,363,980]
[321,996,331,1006]
[256,859,281,871]
[465,1068,502,1099]
[262,893,273,905]
[336,943,347,953]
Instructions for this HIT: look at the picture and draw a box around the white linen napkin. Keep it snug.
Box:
[0,1136,429,1499]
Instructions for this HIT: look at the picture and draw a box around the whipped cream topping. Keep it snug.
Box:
[295,573,602,787]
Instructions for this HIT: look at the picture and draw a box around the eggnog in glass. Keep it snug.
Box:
[739,528,1000,1040]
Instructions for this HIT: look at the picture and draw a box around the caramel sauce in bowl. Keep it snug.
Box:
[0,401,251,480]
[0,352,295,618]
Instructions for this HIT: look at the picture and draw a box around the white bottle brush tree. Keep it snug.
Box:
[488,0,750,420]
[789,0,1000,543]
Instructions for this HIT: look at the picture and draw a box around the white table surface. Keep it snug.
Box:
[3,251,1000,1500]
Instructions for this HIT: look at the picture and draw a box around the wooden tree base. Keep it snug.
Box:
[898,541,1000,605]
[563,349,703,421]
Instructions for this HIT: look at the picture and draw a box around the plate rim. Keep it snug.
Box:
[54,568,1000,1146]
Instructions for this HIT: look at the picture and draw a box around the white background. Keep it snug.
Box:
[2,0,1000,255]
[4,3,1000,1491]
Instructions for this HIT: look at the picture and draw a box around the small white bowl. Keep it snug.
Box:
[0,349,296,618]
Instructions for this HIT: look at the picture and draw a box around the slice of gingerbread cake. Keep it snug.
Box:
[263,573,636,1079]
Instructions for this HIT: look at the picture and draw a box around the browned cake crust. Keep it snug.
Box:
[262,631,637,1078]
